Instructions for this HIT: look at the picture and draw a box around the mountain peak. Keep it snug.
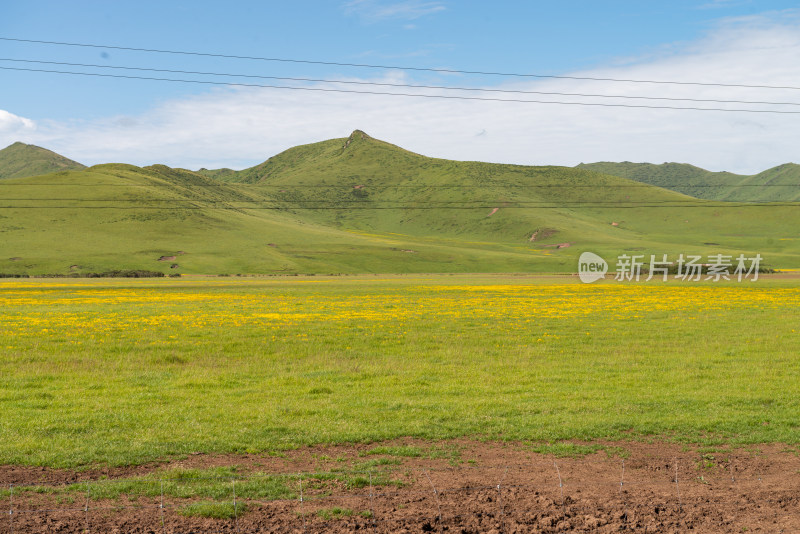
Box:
[343,130,372,149]
[349,129,371,139]
[0,142,86,180]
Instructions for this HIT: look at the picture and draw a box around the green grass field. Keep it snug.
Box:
[1,275,798,468]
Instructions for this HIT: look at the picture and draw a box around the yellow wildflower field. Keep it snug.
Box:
[0,275,798,467]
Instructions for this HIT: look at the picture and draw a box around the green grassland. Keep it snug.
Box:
[1,275,798,468]
[578,161,800,202]
[0,463,397,517]
[2,131,799,274]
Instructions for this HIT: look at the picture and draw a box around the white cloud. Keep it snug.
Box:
[7,11,800,174]
[343,0,446,22]
[0,109,35,138]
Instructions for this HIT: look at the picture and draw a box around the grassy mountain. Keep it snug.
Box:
[200,130,800,270]
[202,131,705,244]
[577,161,800,201]
[0,157,563,274]
[0,142,85,180]
[732,163,800,202]
[0,162,465,275]
[2,131,799,274]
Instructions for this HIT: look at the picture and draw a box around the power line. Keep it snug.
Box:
[4,199,784,204]
[4,57,800,108]
[4,65,800,114]
[1,202,796,209]
[0,206,794,209]
[0,183,797,188]
[3,36,800,91]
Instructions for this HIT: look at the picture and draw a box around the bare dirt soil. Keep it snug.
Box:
[3,439,799,533]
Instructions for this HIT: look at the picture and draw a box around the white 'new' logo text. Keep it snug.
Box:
[578,252,608,283]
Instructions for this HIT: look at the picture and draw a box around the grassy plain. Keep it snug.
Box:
[1,275,799,468]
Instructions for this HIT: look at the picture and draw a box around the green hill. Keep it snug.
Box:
[0,162,471,275]
[577,161,800,202]
[2,131,799,274]
[202,130,800,271]
[0,142,85,180]
[204,131,704,244]
[731,163,800,202]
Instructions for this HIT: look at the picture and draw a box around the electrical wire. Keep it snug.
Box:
[3,36,800,91]
[3,199,783,204]
[0,206,793,209]
[0,183,796,188]
[0,202,796,209]
[3,57,800,108]
[3,65,800,114]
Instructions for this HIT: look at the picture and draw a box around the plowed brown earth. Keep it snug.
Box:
[3,440,799,533]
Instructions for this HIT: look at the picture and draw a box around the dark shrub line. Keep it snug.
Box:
[0,270,168,278]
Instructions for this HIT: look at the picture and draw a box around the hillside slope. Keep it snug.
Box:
[197,130,800,270]
[0,142,86,180]
[200,131,704,249]
[0,160,559,274]
[577,161,800,201]
[731,164,800,202]
[2,131,799,274]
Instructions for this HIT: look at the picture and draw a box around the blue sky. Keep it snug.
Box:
[2,1,800,172]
